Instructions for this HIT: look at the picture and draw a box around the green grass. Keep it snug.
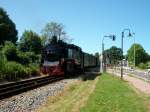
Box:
[80,73,147,112]
[37,73,150,112]
[36,74,99,112]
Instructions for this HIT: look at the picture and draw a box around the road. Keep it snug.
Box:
[108,67,150,81]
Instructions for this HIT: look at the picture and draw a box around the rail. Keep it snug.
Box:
[0,76,64,100]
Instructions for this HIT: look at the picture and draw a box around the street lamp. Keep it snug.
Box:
[121,29,134,80]
[133,33,135,67]
[101,35,116,73]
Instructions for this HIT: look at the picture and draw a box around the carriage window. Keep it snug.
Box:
[68,49,73,58]
[76,50,81,64]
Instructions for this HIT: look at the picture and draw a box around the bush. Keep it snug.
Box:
[17,51,31,65]
[1,41,40,65]
[138,63,147,69]
[28,63,39,76]
[25,52,40,63]
[0,41,41,81]
[0,61,40,81]
[1,41,18,62]
[146,61,150,69]
[0,52,7,80]
[17,51,41,65]
[3,61,31,81]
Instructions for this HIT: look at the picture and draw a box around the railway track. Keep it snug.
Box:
[0,76,64,100]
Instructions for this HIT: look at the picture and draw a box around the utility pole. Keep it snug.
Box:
[100,35,116,73]
[133,35,136,67]
[121,32,124,80]
[100,43,104,73]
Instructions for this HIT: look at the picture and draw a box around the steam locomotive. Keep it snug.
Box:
[40,41,98,76]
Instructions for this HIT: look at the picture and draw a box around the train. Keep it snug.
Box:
[40,40,98,76]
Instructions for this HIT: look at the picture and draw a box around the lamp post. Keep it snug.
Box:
[133,34,136,67]
[121,29,134,80]
[101,35,116,73]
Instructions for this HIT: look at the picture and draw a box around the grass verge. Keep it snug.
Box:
[36,74,99,112]
[81,73,148,112]
[36,73,150,112]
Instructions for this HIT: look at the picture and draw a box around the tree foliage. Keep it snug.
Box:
[104,46,122,65]
[41,22,68,44]
[19,30,42,54]
[1,41,18,61]
[0,41,40,81]
[0,7,18,44]
[127,44,149,66]
[2,41,40,65]
[42,22,65,38]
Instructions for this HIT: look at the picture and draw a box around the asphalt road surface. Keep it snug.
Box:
[108,67,150,80]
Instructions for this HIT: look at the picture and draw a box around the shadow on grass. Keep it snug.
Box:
[81,67,101,81]
[81,72,101,81]
[65,67,101,81]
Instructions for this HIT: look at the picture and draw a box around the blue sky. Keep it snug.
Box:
[0,0,150,54]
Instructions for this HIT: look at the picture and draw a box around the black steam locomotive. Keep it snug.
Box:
[40,41,98,76]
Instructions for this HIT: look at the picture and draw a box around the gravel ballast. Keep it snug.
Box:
[0,78,77,112]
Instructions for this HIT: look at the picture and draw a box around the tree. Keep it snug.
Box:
[1,41,18,62]
[18,30,42,54]
[41,22,67,44]
[104,46,122,65]
[127,43,149,66]
[0,7,18,44]
[2,41,40,65]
